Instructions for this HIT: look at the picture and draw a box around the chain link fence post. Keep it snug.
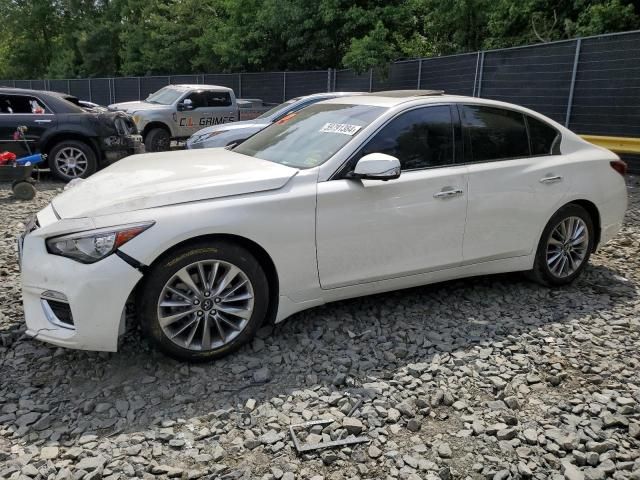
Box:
[368,68,373,92]
[565,38,582,127]
[476,51,485,97]
[326,69,331,92]
[238,73,242,97]
[417,59,423,89]
[283,71,287,101]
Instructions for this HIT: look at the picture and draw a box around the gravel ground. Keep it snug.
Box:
[1,177,640,480]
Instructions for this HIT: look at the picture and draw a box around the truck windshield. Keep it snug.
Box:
[146,87,183,105]
[233,103,385,169]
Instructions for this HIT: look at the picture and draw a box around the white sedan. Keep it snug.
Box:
[19,91,627,361]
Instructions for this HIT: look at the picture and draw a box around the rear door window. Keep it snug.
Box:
[0,95,49,114]
[205,91,232,107]
[356,105,454,171]
[461,105,529,162]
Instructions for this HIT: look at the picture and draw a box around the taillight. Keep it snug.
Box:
[610,159,628,176]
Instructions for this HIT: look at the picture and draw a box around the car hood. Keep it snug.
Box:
[52,149,298,218]
[108,101,167,113]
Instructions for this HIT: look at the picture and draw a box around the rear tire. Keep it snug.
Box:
[529,204,594,286]
[144,128,170,152]
[49,140,97,181]
[138,241,269,362]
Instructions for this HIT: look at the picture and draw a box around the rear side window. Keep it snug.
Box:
[205,91,232,107]
[461,105,529,162]
[357,105,454,170]
[527,115,560,155]
[0,94,48,114]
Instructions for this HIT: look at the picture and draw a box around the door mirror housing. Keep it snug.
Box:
[177,98,193,111]
[351,153,401,181]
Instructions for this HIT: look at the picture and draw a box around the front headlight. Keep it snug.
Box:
[46,222,154,263]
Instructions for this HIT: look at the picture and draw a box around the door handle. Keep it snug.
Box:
[539,175,563,184]
[34,119,52,124]
[433,188,464,199]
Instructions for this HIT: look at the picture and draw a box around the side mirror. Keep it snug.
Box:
[177,98,193,111]
[351,153,401,181]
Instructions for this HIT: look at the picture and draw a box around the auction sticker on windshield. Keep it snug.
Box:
[319,123,362,135]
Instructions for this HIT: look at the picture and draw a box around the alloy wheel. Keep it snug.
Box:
[157,260,254,351]
[55,147,88,178]
[546,216,589,278]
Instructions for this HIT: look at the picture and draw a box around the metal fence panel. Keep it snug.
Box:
[481,41,577,123]
[335,69,371,92]
[31,80,46,90]
[373,60,420,91]
[569,32,640,136]
[241,72,285,103]
[285,71,329,99]
[49,79,69,94]
[420,53,477,95]
[204,74,240,94]
[69,79,90,101]
[90,79,110,106]
[140,76,170,99]
[170,75,199,84]
[113,77,139,103]
[14,80,31,89]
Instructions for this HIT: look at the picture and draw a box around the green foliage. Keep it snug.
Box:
[0,0,639,80]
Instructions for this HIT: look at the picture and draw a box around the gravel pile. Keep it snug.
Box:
[1,178,640,480]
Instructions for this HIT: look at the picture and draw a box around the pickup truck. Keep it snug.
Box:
[108,84,271,152]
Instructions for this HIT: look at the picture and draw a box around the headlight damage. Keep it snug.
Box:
[46,222,154,263]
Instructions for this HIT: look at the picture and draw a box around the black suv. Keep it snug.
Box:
[0,88,143,181]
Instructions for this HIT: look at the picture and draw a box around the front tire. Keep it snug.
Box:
[49,140,97,181]
[138,241,269,361]
[530,204,594,286]
[144,128,170,152]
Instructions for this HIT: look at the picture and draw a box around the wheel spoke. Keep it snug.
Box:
[160,299,192,308]
[201,314,211,350]
[222,279,248,299]
[207,262,220,291]
[160,308,197,327]
[176,267,202,296]
[197,263,208,291]
[167,286,192,302]
[213,315,226,343]
[223,291,253,303]
[213,265,240,296]
[217,304,252,320]
[217,313,243,331]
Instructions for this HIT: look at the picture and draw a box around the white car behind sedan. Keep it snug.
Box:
[20,91,627,361]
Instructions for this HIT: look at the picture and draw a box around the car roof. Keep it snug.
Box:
[320,91,521,109]
[166,84,234,92]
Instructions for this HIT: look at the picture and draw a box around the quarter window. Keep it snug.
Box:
[461,105,529,162]
[527,115,560,155]
[357,106,454,170]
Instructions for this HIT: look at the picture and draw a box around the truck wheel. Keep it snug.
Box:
[144,128,170,152]
[49,140,97,181]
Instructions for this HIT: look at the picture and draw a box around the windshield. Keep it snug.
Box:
[146,87,183,105]
[256,98,298,119]
[234,103,385,168]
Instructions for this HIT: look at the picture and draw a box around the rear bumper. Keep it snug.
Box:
[20,226,142,352]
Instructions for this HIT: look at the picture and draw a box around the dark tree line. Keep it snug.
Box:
[1,0,639,79]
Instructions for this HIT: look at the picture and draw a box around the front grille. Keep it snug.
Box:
[42,298,74,327]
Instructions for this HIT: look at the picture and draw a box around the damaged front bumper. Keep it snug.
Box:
[102,134,145,164]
